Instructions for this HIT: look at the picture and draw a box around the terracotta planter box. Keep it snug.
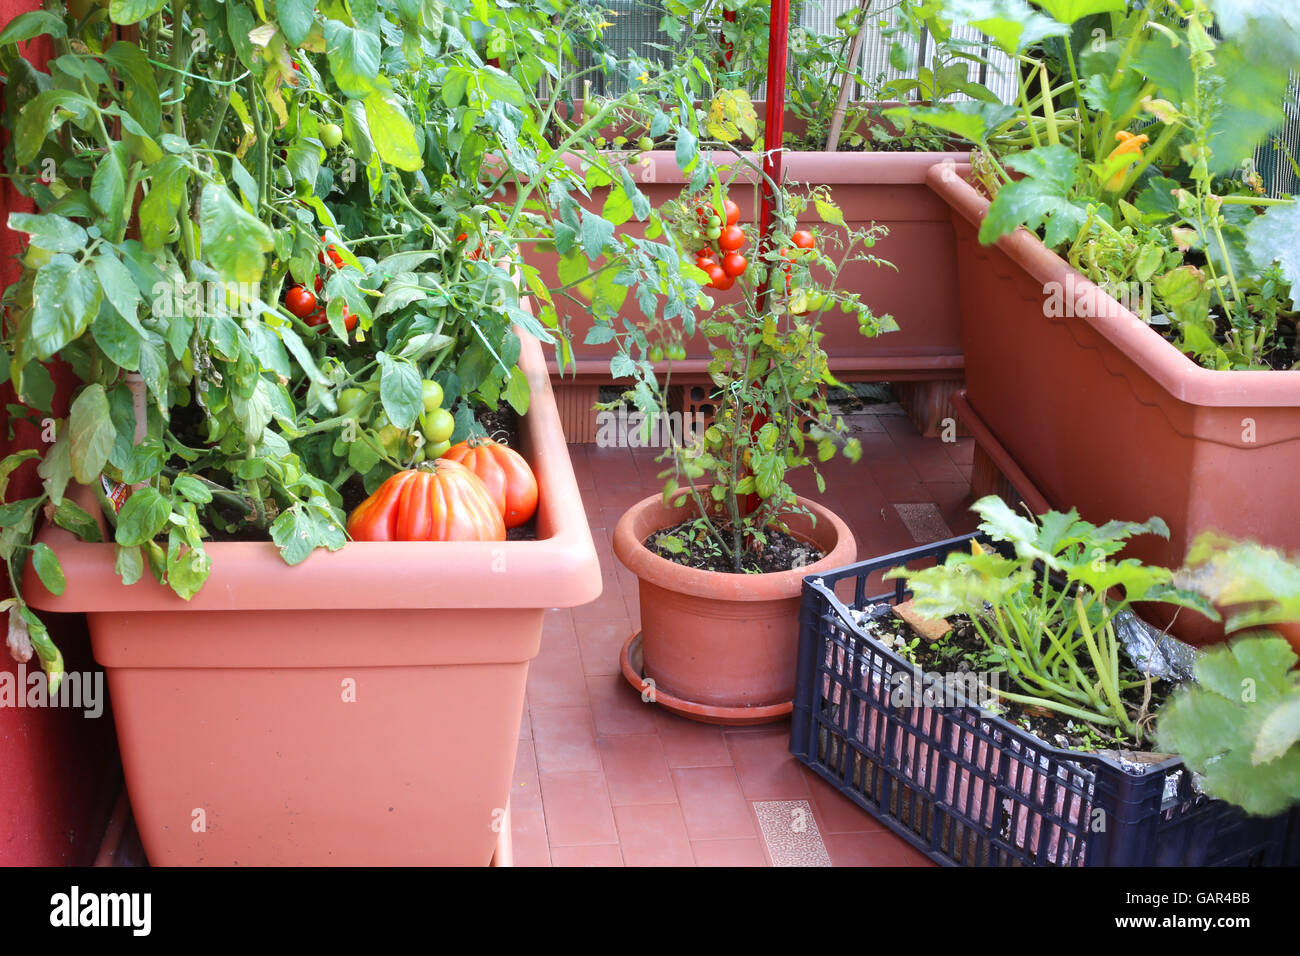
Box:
[927,164,1300,643]
[613,492,855,725]
[528,149,969,386]
[24,329,602,866]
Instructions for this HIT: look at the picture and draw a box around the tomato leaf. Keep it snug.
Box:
[363,85,422,172]
[68,384,116,486]
[114,487,171,547]
[0,10,66,45]
[50,498,102,543]
[29,543,65,596]
[377,352,422,430]
[324,20,380,99]
[198,183,274,284]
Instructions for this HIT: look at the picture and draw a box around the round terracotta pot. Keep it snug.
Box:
[614,494,856,719]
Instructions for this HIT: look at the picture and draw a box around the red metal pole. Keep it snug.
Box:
[755,0,789,313]
[743,0,790,518]
[721,9,736,65]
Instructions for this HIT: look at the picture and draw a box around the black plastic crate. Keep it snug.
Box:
[790,533,1300,867]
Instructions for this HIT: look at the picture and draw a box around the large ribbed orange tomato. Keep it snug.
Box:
[442,437,538,528]
[346,459,505,542]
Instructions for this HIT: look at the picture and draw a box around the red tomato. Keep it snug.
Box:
[696,255,717,272]
[718,225,745,252]
[443,437,539,528]
[722,198,740,226]
[304,308,328,327]
[713,271,735,291]
[285,286,316,318]
[346,461,505,542]
[314,274,324,293]
[792,230,815,250]
[705,264,726,287]
[721,252,747,277]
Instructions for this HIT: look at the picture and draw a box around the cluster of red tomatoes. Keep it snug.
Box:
[776,229,817,290]
[690,197,747,291]
[283,241,356,332]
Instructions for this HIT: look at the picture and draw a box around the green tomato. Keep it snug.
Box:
[708,216,722,228]
[706,226,721,240]
[421,407,455,445]
[648,345,665,363]
[583,98,600,119]
[666,343,686,361]
[320,123,343,149]
[421,380,444,412]
[377,424,404,455]
[637,136,654,152]
[22,246,53,269]
[338,387,366,416]
[424,439,451,460]
[412,445,427,463]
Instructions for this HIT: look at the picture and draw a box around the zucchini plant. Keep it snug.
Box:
[886,495,1215,742]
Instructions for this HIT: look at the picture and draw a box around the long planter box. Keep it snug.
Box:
[524,149,969,385]
[792,534,1300,867]
[927,164,1300,643]
[24,327,602,866]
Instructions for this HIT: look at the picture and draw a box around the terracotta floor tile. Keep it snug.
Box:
[509,808,551,867]
[692,838,770,867]
[576,616,633,676]
[725,729,811,801]
[539,771,618,846]
[531,705,601,774]
[541,608,578,650]
[943,437,975,467]
[654,710,733,768]
[801,766,885,835]
[511,738,543,815]
[519,699,531,740]
[550,844,624,867]
[598,734,676,806]
[525,643,590,709]
[587,673,659,736]
[613,804,696,866]
[671,767,757,841]
[571,580,632,622]
[824,829,938,867]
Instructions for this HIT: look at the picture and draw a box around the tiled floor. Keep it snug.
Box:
[512,402,980,866]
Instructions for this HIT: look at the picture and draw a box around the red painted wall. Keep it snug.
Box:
[0,0,120,866]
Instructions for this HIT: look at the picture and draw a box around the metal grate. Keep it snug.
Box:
[574,5,1295,198]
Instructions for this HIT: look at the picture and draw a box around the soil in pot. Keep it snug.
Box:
[645,519,825,574]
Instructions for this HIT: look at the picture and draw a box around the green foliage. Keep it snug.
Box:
[886,496,1214,741]
[0,0,705,688]
[898,0,1297,370]
[1158,636,1300,816]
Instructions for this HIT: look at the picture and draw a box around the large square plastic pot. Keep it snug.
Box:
[927,164,1300,643]
[25,330,602,866]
